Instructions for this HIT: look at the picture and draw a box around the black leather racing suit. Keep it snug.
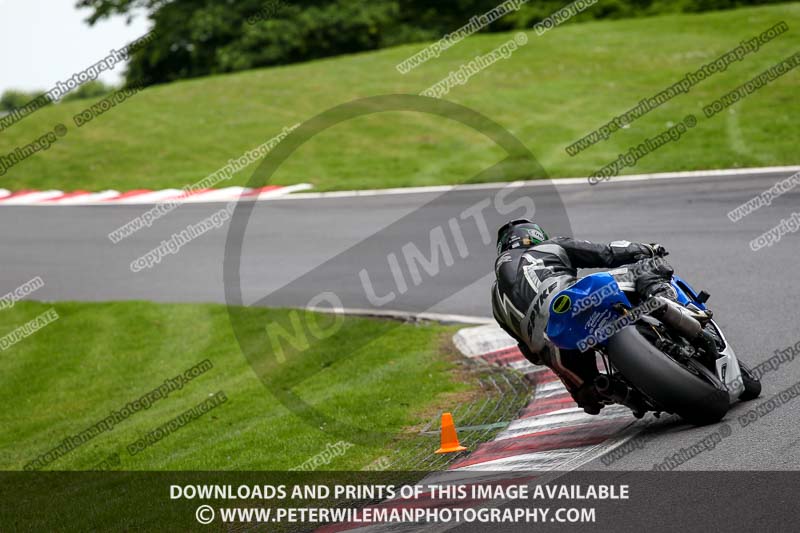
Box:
[491,237,674,406]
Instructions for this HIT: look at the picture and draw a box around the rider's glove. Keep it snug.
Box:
[648,243,669,257]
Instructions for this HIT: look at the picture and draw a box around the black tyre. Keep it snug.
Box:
[607,326,730,425]
[737,361,761,401]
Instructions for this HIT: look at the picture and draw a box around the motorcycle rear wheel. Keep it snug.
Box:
[607,325,730,425]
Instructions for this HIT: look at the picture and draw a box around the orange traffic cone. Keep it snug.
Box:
[434,412,467,454]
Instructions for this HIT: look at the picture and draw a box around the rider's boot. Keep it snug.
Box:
[634,258,678,302]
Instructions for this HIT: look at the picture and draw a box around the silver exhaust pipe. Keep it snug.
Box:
[652,297,703,339]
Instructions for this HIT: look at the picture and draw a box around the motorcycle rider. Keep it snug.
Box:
[491,219,675,415]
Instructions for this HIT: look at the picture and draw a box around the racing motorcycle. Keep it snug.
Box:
[546,267,761,425]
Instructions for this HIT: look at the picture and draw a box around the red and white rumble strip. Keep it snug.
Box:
[0,183,312,205]
[317,324,642,533]
[449,324,637,471]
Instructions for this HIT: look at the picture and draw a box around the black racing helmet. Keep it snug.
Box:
[496,219,549,254]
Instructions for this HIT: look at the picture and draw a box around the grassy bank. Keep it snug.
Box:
[0,4,797,191]
[0,300,475,471]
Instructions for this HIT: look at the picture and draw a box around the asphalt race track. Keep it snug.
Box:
[2,169,798,470]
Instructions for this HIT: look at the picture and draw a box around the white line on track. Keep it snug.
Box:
[275,165,800,201]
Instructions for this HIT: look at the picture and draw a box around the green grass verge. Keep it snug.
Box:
[1,4,797,192]
[0,301,474,471]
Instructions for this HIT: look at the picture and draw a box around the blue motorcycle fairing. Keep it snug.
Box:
[546,272,631,352]
[546,272,709,352]
[671,274,708,311]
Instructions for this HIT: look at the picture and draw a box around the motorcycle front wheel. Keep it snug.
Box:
[737,361,762,401]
